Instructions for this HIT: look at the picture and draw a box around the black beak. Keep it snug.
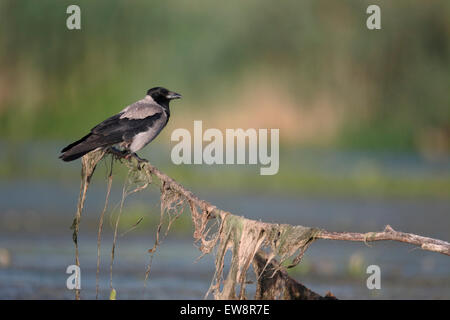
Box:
[167,91,182,100]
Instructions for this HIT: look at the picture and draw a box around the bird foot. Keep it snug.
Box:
[106,148,147,169]
[131,153,146,162]
[129,153,148,170]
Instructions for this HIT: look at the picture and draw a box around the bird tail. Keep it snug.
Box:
[59,133,100,162]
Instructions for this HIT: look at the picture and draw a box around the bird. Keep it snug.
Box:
[59,87,181,162]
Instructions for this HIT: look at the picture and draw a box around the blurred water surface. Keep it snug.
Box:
[0,149,449,299]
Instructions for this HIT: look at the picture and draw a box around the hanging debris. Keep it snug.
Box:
[73,149,450,300]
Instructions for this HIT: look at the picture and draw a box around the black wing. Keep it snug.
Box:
[59,112,163,161]
[91,112,163,143]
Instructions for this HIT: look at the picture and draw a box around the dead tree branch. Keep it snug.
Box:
[76,150,450,300]
[316,225,450,256]
[130,152,450,257]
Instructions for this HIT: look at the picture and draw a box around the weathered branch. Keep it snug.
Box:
[127,152,450,257]
[316,225,450,256]
[78,150,450,300]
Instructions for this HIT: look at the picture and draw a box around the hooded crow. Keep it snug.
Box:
[59,87,181,162]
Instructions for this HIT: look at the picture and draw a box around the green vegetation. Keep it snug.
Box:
[0,144,448,198]
[0,0,449,154]
[0,1,449,198]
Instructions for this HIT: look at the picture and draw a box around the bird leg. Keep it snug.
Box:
[130,153,147,165]
[106,147,148,169]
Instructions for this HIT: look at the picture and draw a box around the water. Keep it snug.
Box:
[0,180,449,299]
[0,144,449,299]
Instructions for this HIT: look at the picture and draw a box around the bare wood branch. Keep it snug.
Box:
[129,153,450,257]
[98,150,450,300]
[316,225,450,256]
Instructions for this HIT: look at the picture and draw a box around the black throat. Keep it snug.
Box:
[159,101,171,119]
[152,96,171,118]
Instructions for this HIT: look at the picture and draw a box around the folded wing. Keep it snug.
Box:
[59,99,166,161]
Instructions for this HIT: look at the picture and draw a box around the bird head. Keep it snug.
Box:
[146,87,182,105]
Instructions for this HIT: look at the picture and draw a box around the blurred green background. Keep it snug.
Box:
[1,0,449,147]
[0,0,449,197]
[0,0,449,299]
